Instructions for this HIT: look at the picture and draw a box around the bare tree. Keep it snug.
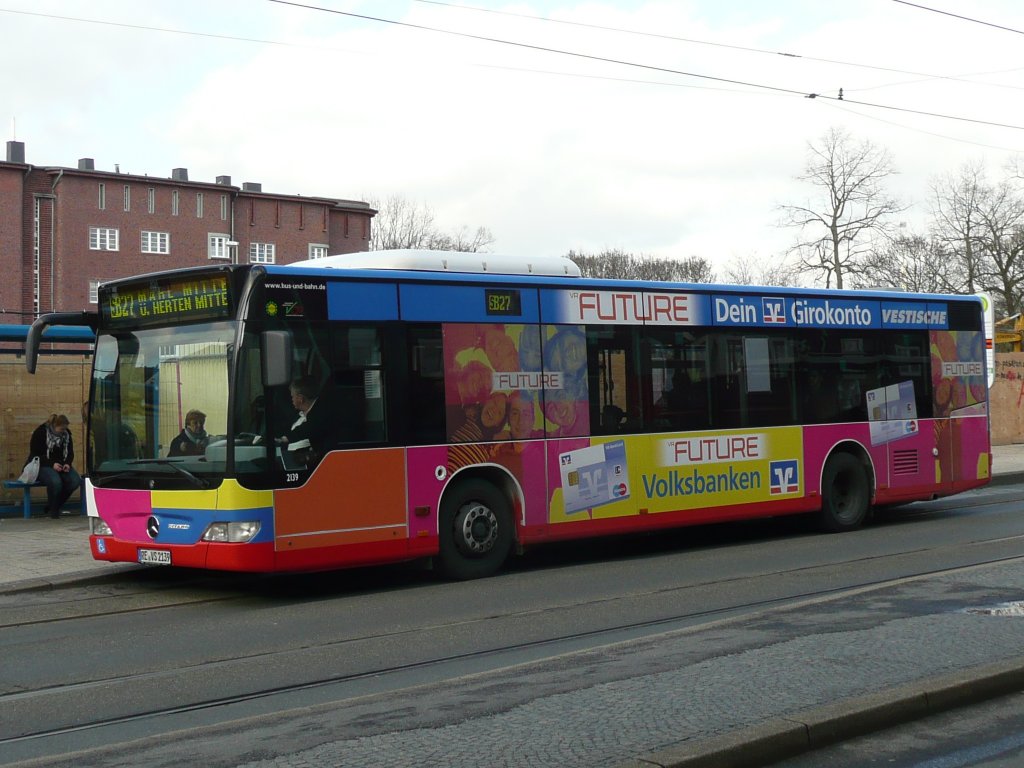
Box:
[860,233,949,293]
[567,249,715,282]
[780,127,904,289]
[724,253,803,287]
[977,179,1024,316]
[367,195,494,252]
[930,165,1024,316]
[929,163,989,296]
[427,225,495,253]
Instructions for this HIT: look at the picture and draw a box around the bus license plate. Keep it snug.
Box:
[138,549,172,566]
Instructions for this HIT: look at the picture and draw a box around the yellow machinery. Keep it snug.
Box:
[995,314,1024,351]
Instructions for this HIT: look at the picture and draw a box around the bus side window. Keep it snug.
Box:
[586,325,641,436]
[330,325,387,445]
[406,325,446,445]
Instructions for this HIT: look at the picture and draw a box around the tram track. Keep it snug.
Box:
[3,534,1024,755]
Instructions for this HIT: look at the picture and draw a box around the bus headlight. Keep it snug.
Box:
[90,517,112,536]
[201,521,261,543]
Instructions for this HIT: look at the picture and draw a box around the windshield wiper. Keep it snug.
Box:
[91,472,141,487]
[125,459,211,489]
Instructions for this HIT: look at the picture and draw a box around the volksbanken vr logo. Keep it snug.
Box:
[762,298,786,324]
[769,460,799,494]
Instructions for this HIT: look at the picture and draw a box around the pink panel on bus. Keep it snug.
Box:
[92,487,153,541]
[952,414,991,484]
[801,423,878,497]
[408,441,549,533]
[406,446,449,538]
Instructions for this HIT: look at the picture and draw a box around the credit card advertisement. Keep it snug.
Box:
[558,440,630,514]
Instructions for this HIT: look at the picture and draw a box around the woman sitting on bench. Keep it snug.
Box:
[28,413,81,519]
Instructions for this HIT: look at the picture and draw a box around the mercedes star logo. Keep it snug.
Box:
[147,515,160,539]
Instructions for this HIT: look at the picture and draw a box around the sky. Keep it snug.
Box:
[3,0,1024,278]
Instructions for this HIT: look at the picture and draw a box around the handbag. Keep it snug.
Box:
[18,457,40,484]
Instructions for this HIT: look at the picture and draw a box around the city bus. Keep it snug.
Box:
[25,251,991,579]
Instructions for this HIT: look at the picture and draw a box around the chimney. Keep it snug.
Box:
[242,182,262,193]
[172,168,189,181]
[6,140,25,163]
[216,175,232,186]
[78,158,95,171]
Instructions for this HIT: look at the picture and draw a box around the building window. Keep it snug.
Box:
[196,192,204,218]
[249,242,275,264]
[275,201,281,228]
[208,233,230,260]
[220,194,229,221]
[343,215,350,238]
[89,227,119,251]
[123,185,131,212]
[148,187,155,214]
[88,279,107,304]
[308,243,329,260]
[141,230,170,254]
[98,183,106,210]
[172,190,180,216]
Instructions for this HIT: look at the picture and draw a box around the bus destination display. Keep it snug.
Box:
[103,274,230,328]
[485,289,522,316]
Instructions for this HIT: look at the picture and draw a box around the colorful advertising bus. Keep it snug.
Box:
[26,251,991,579]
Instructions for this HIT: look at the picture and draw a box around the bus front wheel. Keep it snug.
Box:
[438,479,514,580]
[819,453,870,533]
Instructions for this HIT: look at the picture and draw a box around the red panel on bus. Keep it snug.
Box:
[273,448,407,552]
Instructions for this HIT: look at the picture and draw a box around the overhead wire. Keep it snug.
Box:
[415,0,1024,92]
[268,0,1024,132]
[3,2,1022,134]
[891,0,1024,36]
[267,0,812,98]
[820,99,1023,154]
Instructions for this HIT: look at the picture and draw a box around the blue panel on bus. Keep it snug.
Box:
[880,301,949,329]
[400,284,539,322]
[327,281,399,321]
[788,297,881,329]
[713,295,886,329]
[712,295,792,326]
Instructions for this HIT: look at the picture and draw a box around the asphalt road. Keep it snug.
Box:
[3,483,1024,767]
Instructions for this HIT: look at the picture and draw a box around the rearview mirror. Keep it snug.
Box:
[262,331,293,387]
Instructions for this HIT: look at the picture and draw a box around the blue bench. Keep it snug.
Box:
[3,479,45,519]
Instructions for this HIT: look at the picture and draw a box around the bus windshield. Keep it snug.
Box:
[89,321,237,486]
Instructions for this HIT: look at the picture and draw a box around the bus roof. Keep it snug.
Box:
[272,255,980,306]
[289,249,581,277]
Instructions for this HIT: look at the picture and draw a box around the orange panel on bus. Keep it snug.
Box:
[273,448,407,551]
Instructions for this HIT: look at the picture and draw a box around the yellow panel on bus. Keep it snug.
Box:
[547,427,804,523]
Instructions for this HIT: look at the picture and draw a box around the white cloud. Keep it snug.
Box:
[3,0,1022,279]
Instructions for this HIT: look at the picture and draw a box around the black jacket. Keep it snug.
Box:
[29,424,74,468]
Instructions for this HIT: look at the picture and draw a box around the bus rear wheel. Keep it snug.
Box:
[438,479,514,580]
[819,453,870,532]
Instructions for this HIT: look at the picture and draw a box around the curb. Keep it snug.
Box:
[988,470,1024,487]
[0,565,141,595]
[622,656,1024,768]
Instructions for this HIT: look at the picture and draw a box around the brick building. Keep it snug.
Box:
[0,139,375,324]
